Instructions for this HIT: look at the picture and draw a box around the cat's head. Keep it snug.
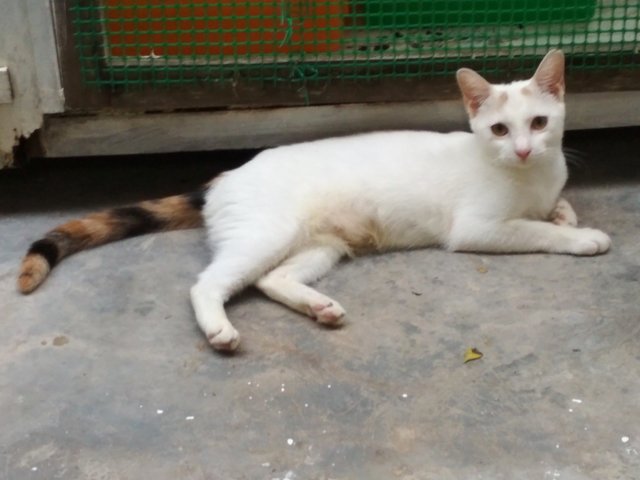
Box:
[456,50,565,168]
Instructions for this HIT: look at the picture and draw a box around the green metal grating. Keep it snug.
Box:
[71,0,640,89]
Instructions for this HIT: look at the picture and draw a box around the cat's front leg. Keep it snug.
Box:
[449,218,610,256]
[549,197,578,227]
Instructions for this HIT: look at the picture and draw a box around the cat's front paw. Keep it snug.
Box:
[311,301,346,327]
[568,228,611,255]
[207,325,240,351]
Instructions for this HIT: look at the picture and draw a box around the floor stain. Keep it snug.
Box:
[475,263,489,274]
[52,336,69,347]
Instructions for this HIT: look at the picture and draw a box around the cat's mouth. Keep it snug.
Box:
[499,154,540,168]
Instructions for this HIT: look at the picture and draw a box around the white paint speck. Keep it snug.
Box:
[249,396,253,400]
[622,436,630,443]
[304,403,309,408]
[139,404,143,409]
[571,398,583,404]
[261,462,271,467]
[401,393,408,399]
[568,408,573,413]
[248,381,252,385]
[556,444,560,449]
[31,467,38,472]
[287,438,295,446]
[281,387,285,392]
[327,384,332,389]
[185,416,194,421]
[156,409,164,415]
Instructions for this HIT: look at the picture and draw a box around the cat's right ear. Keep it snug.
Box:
[456,68,492,117]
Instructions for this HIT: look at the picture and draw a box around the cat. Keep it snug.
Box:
[18,49,610,352]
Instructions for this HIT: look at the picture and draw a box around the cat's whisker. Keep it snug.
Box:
[563,147,589,168]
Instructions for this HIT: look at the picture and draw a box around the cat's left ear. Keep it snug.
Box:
[456,68,492,116]
[532,49,565,98]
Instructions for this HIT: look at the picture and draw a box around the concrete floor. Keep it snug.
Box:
[1,128,639,480]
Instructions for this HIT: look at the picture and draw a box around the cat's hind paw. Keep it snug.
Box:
[311,301,346,327]
[550,198,578,227]
[207,325,240,351]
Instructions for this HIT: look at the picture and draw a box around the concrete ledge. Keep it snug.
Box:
[40,90,640,157]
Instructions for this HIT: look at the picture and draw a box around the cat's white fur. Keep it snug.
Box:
[190,50,610,351]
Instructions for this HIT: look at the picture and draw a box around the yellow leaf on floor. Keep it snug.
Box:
[464,347,483,363]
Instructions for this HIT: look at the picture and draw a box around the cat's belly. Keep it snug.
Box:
[383,214,451,250]
[307,202,451,254]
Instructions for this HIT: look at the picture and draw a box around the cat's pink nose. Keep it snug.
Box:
[516,148,532,160]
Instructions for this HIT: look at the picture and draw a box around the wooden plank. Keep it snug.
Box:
[39,90,640,158]
[40,100,465,157]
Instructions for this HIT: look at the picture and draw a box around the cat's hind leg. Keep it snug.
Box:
[191,229,297,351]
[550,197,578,227]
[256,244,347,326]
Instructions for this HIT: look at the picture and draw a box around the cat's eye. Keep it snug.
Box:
[490,123,509,137]
[531,116,548,130]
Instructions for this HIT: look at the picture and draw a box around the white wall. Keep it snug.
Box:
[0,0,64,167]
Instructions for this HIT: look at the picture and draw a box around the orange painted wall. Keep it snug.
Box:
[105,0,346,56]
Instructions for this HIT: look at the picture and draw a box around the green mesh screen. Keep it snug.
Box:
[70,0,640,89]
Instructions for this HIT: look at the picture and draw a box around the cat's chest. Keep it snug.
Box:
[502,173,563,219]
[512,190,556,220]
[464,165,565,221]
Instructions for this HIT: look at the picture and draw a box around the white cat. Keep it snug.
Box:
[18,50,610,352]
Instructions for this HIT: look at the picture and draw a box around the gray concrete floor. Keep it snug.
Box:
[1,129,639,480]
